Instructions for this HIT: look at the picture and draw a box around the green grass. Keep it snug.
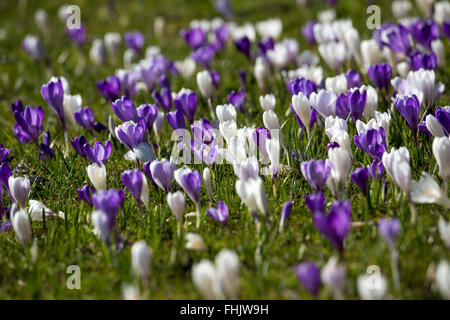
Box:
[0,0,449,299]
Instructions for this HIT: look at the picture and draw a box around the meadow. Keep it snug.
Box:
[0,0,449,299]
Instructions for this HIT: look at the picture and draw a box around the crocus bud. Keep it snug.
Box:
[292,92,311,129]
[87,163,107,191]
[197,70,213,99]
[104,32,121,57]
[254,56,269,90]
[122,169,149,208]
[435,260,450,300]
[360,39,382,71]
[167,191,185,222]
[153,111,165,138]
[382,147,412,194]
[325,74,348,95]
[192,260,218,299]
[219,120,237,144]
[263,110,280,132]
[216,104,237,123]
[433,137,450,190]
[328,146,352,186]
[294,261,321,296]
[203,167,213,201]
[392,0,411,19]
[8,176,30,208]
[215,249,239,299]
[321,256,346,299]
[378,218,401,247]
[259,94,276,111]
[279,200,293,231]
[148,158,174,193]
[357,271,387,300]
[12,205,31,246]
[91,210,111,241]
[131,240,152,280]
[175,57,196,80]
[426,115,445,137]
[235,176,269,216]
[22,35,46,61]
[89,39,106,66]
[438,217,450,249]
[431,40,445,68]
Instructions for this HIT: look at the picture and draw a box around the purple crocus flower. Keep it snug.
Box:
[115,120,146,150]
[92,189,124,228]
[117,71,138,98]
[13,105,43,144]
[74,107,105,132]
[71,136,87,158]
[252,128,270,162]
[280,201,293,226]
[302,21,316,45]
[354,127,387,162]
[112,96,139,122]
[173,89,198,124]
[313,200,352,252]
[351,167,369,194]
[124,31,144,53]
[436,106,450,135]
[239,69,246,86]
[368,63,392,92]
[378,218,401,247]
[11,100,24,114]
[291,103,317,131]
[305,192,325,214]
[191,44,215,69]
[152,87,172,112]
[287,77,316,98]
[395,95,420,139]
[336,89,367,122]
[180,27,206,50]
[294,261,321,296]
[1,220,12,233]
[259,37,274,56]
[122,169,145,204]
[214,0,233,19]
[77,184,95,206]
[235,36,251,58]
[0,163,12,196]
[207,201,229,225]
[191,118,215,144]
[180,170,202,205]
[410,51,437,71]
[213,24,229,50]
[345,69,361,89]
[410,20,440,50]
[444,21,450,38]
[368,160,384,181]
[147,158,173,193]
[210,70,220,88]
[137,104,159,131]
[0,144,11,163]
[97,76,121,102]
[67,24,86,47]
[375,23,411,54]
[83,141,112,165]
[227,88,245,113]
[419,119,433,137]
[40,130,55,160]
[41,78,66,131]
[301,160,331,191]
[167,110,187,131]
[192,140,219,165]
[327,141,340,150]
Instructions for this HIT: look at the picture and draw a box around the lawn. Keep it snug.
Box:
[0,0,449,299]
